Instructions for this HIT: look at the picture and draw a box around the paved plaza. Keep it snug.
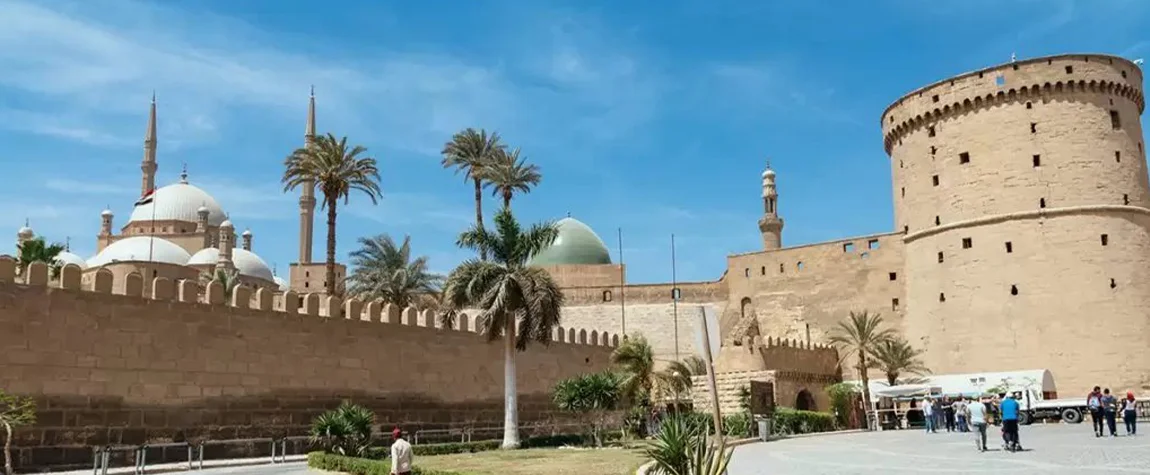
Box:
[729,423,1149,474]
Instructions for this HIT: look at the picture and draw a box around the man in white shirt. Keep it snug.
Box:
[390,428,413,475]
[922,398,936,433]
[966,397,989,452]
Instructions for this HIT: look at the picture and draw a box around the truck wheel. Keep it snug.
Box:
[1019,412,1032,425]
[1061,408,1083,424]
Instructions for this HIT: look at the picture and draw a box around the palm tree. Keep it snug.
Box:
[656,357,707,404]
[345,234,442,309]
[441,128,505,261]
[612,335,656,407]
[868,337,931,386]
[828,311,894,430]
[483,147,541,209]
[442,207,562,449]
[199,268,241,299]
[15,237,64,279]
[283,133,382,295]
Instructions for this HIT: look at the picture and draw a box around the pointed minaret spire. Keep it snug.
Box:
[141,92,158,197]
[298,86,317,264]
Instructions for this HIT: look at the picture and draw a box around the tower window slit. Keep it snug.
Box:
[1039,198,1047,208]
[1033,154,1041,167]
[1005,242,1013,253]
[1116,151,1121,163]
[1101,234,1109,246]
[1010,285,1019,296]
[1111,110,1122,130]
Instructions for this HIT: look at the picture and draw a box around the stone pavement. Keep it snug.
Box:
[729,423,1150,474]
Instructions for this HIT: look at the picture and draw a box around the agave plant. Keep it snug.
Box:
[309,401,375,456]
[687,434,733,475]
[646,414,700,475]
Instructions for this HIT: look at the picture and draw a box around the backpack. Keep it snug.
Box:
[1089,395,1100,409]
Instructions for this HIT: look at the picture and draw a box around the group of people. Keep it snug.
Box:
[920,395,1019,452]
[1086,386,1139,437]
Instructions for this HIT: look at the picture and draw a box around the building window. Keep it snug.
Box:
[760,266,766,276]
[1111,110,1122,129]
[779,263,784,273]
[868,239,880,250]
[1065,65,1073,74]
[304,282,309,288]
[1116,151,1121,163]
[744,268,750,278]
[932,94,939,103]
[797,261,805,270]
[935,216,941,225]
[1026,101,1032,109]
[962,237,972,249]
[1040,198,1047,208]
[602,290,612,302]
[959,152,970,164]
[671,288,681,300]
[1111,278,1118,289]
[843,242,855,252]
[892,298,900,311]
[1101,234,1109,246]
[939,293,946,302]
[928,125,936,137]
[1124,194,1130,205]
[889,272,897,281]
[1010,284,1019,296]
[937,251,944,263]
[1030,123,1037,134]
[1122,70,1128,78]
[1033,154,1041,167]
[900,160,904,168]
[904,225,909,233]
[932,175,939,186]
[306,271,310,278]
[1005,242,1013,253]
[901,187,905,197]
[930,145,937,155]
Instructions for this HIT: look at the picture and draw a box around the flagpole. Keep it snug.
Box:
[148,189,156,283]
[672,233,679,361]
[617,227,626,337]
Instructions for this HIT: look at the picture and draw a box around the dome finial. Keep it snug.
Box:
[65,236,71,251]
[180,162,188,183]
[566,211,571,218]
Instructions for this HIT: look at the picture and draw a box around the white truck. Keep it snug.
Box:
[1002,388,1089,425]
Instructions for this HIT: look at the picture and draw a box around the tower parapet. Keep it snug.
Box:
[882,53,1150,394]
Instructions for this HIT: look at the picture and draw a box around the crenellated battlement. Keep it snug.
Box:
[0,256,618,349]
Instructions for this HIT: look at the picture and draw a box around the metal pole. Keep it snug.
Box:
[671,233,679,361]
[618,227,626,337]
[101,448,109,475]
[92,447,100,475]
[198,443,204,470]
[805,323,811,347]
[697,309,724,447]
[270,439,277,463]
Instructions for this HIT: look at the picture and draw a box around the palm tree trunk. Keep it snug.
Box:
[4,420,12,475]
[473,178,487,261]
[325,197,338,295]
[501,316,520,449]
[859,352,872,430]
[502,190,512,210]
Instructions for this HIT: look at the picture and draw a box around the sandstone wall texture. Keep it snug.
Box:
[0,261,613,471]
[559,302,720,366]
[883,53,1150,395]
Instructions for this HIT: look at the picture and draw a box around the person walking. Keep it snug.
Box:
[954,397,968,433]
[943,397,956,432]
[1000,393,1022,451]
[967,396,989,452]
[923,398,936,433]
[1087,386,1104,437]
[1122,391,1138,436]
[1102,388,1119,437]
[390,427,413,475]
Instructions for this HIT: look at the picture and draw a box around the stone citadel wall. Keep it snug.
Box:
[0,259,614,471]
[883,53,1150,395]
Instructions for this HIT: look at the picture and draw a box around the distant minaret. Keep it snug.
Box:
[217,219,235,272]
[757,161,784,250]
[298,86,317,264]
[141,92,158,197]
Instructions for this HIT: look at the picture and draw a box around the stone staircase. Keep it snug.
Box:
[690,370,772,415]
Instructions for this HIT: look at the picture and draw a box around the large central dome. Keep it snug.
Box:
[529,217,612,266]
[128,181,226,226]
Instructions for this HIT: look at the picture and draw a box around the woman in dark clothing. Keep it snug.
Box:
[943,397,956,432]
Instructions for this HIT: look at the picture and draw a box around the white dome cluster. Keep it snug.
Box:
[127,182,227,226]
[87,236,193,267]
[187,247,275,282]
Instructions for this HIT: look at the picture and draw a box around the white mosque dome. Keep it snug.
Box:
[186,247,275,282]
[128,182,226,226]
[88,236,192,267]
[274,276,290,292]
[54,251,88,270]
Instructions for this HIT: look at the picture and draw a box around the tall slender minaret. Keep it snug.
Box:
[298,86,317,264]
[141,92,158,197]
[757,160,784,250]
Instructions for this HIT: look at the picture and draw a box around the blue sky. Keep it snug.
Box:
[2,0,1148,283]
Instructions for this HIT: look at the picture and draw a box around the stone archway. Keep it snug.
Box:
[796,389,816,411]
[740,297,752,319]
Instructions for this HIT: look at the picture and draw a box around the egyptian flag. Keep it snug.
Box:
[135,189,155,206]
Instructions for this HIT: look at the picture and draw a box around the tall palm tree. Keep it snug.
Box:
[656,356,708,402]
[441,128,505,261]
[612,335,656,406]
[443,207,562,449]
[483,147,541,209]
[15,237,64,279]
[345,234,442,309]
[199,268,241,299]
[283,133,382,294]
[828,311,894,430]
[868,337,931,386]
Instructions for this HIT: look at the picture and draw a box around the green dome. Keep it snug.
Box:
[529,217,612,266]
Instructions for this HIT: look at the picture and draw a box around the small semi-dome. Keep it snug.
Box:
[128,181,226,226]
[241,229,252,237]
[186,247,275,282]
[763,168,776,178]
[54,251,88,270]
[220,219,234,229]
[528,217,612,266]
[274,276,290,292]
[87,236,192,267]
[17,224,33,238]
[101,209,114,217]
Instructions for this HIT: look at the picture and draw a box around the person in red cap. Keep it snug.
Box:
[390,427,412,475]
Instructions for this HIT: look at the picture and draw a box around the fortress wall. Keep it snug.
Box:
[0,259,613,471]
[559,278,726,307]
[558,302,720,366]
[886,54,1150,396]
[724,232,906,365]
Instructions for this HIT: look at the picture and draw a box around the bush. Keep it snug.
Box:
[723,412,753,438]
[307,452,463,475]
[770,408,836,436]
[363,433,593,460]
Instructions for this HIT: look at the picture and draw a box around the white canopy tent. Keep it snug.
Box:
[847,369,1057,402]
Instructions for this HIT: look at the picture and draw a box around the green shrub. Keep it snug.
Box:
[362,433,593,460]
[310,401,375,456]
[307,452,463,475]
[770,408,836,436]
[722,412,753,438]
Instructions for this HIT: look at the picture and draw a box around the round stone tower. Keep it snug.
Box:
[882,54,1150,395]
